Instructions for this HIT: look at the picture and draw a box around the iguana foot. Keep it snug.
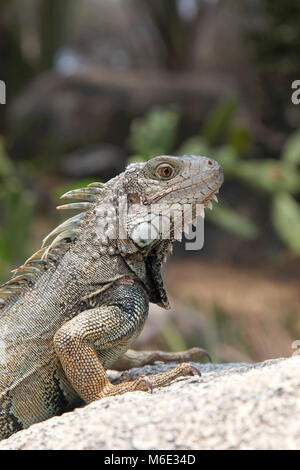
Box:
[108,362,201,397]
[112,347,211,371]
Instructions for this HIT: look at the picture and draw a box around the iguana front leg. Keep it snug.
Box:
[54,281,198,403]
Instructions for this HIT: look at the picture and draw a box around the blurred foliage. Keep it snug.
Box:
[248,0,300,78]
[282,131,300,165]
[246,0,300,133]
[141,0,202,70]
[39,0,72,70]
[128,107,180,160]
[272,192,300,255]
[160,319,188,353]
[207,203,259,242]
[0,139,35,282]
[128,99,300,252]
[200,95,239,147]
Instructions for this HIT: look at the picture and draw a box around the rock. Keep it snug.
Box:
[0,356,299,450]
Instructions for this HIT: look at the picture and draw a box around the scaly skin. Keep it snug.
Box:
[0,155,223,440]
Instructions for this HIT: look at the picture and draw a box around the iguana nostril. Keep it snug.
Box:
[207,160,214,168]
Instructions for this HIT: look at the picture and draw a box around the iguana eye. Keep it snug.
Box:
[156,164,174,180]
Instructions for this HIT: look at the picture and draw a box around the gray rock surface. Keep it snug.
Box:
[0,356,299,450]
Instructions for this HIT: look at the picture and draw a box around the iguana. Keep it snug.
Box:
[0,155,223,440]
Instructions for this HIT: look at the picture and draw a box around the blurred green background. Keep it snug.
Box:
[0,0,300,363]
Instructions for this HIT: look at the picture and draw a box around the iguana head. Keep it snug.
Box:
[124,155,223,207]
[123,155,223,248]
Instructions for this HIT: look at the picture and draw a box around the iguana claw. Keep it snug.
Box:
[140,375,153,394]
[189,365,201,377]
